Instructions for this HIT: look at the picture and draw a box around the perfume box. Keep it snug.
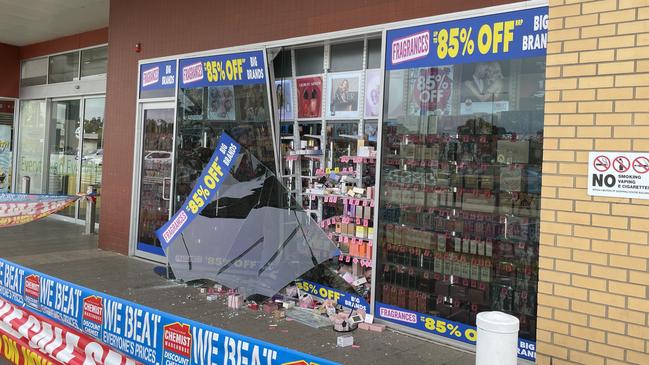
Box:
[497,140,529,164]
[414,191,426,207]
[363,206,372,220]
[500,167,523,192]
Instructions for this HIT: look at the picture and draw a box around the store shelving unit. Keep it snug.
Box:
[273,37,381,295]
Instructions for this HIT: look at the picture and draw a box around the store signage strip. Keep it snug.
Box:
[588,151,649,199]
[296,280,371,313]
[178,50,266,88]
[376,302,536,361]
[0,298,138,365]
[386,6,548,70]
[0,258,340,365]
[139,60,177,92]
[156,132,240,249]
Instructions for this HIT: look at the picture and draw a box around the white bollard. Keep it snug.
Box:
[476,311,519,365]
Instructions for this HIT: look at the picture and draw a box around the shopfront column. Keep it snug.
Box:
[537,1,649,364]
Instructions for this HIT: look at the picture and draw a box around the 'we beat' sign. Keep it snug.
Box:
[588,152,649,200]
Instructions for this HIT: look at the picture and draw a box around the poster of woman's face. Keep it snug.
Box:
[364,69,381,119]
[236,84,268,122]
[275,79,294,120]
[326,71,360,119]
[207,86,235,120]
[296,76,323,119]
[460,61,510,115]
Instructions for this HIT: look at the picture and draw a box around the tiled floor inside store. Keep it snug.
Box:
[0,219,476,365]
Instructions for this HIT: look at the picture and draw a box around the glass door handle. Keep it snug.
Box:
[162,177,171,201]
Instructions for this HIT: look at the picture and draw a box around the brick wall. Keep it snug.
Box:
[538,1,649,364]
[0,43,19,98]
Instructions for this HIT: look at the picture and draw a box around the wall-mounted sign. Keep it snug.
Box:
[178,50,266,88]
[386,6,548,70]
[588,151,649,199]
[139,60,176,92]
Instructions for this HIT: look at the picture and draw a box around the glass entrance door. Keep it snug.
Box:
[48,99,81,218]
[134,104,175,259]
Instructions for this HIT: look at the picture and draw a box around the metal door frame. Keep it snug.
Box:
[45,95,106,224]
[129,101,176,262]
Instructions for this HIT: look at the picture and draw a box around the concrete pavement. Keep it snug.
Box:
[0,219,476,365]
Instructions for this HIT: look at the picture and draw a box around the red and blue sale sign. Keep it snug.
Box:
[0,258,339,365]
[386,6,548,70]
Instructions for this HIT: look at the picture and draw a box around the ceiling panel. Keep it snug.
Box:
[0,0,108,46]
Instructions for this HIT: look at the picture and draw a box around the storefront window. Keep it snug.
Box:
[79,97,105,221]
[17,100,46,193]
[174,51,276,210]
[295,46,324,76]
[48,100,81,217]
[375,7,547,347]
[81,46,108,78]
[0,100,14,192]
[330,41,363,72]
[366,38,382,69]
[20,58,47,87]
[48,51,79,84]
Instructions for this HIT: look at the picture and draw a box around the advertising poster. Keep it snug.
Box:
[0,193,81,227]
[364,122,378,142]
[0,125,10,193]
[407,66,454,117]
[207,86,235,120]
[326,71,361,119]
[460,60,509,114]
[275,79,294,120]
[386,7,548,70]
[237,84,267,122]
[296,76,323,119]
[376,302,536,361]
[182,87,204,120]
[364,69,382,118]
[386,69,405,119]
[156,133,241,249]
[139,60,176,98]
[179,50,266,88]
[0,258,339,365]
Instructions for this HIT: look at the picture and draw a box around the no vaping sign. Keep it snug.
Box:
[588,152,649,199]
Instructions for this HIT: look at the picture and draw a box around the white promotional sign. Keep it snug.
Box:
[588,152,649,199]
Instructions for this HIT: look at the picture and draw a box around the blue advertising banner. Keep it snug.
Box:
[0,258,340,365]
[156,132,241,250]
[376,302,536,361]
[386,6,548,70]
[178,50,266,88]
[139,60,177,91]
[295,280,371,313]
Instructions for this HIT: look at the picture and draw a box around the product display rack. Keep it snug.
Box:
[378,117,541,337]
[274,37,380,301]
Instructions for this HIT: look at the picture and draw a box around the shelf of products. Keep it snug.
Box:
[272,40,381,304]
[376,56,545,340]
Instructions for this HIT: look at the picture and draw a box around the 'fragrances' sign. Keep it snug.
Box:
[140,60,176,92]
[178,50,266,88]
[386,6,548,70]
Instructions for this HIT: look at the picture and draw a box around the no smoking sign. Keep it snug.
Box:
[588,152,649,199]
[633,157,649,174]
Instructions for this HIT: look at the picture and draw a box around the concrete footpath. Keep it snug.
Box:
[0,219,475,365]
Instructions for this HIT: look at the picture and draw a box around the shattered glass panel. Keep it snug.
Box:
[167,146,340,298]
[169,72,350,299]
